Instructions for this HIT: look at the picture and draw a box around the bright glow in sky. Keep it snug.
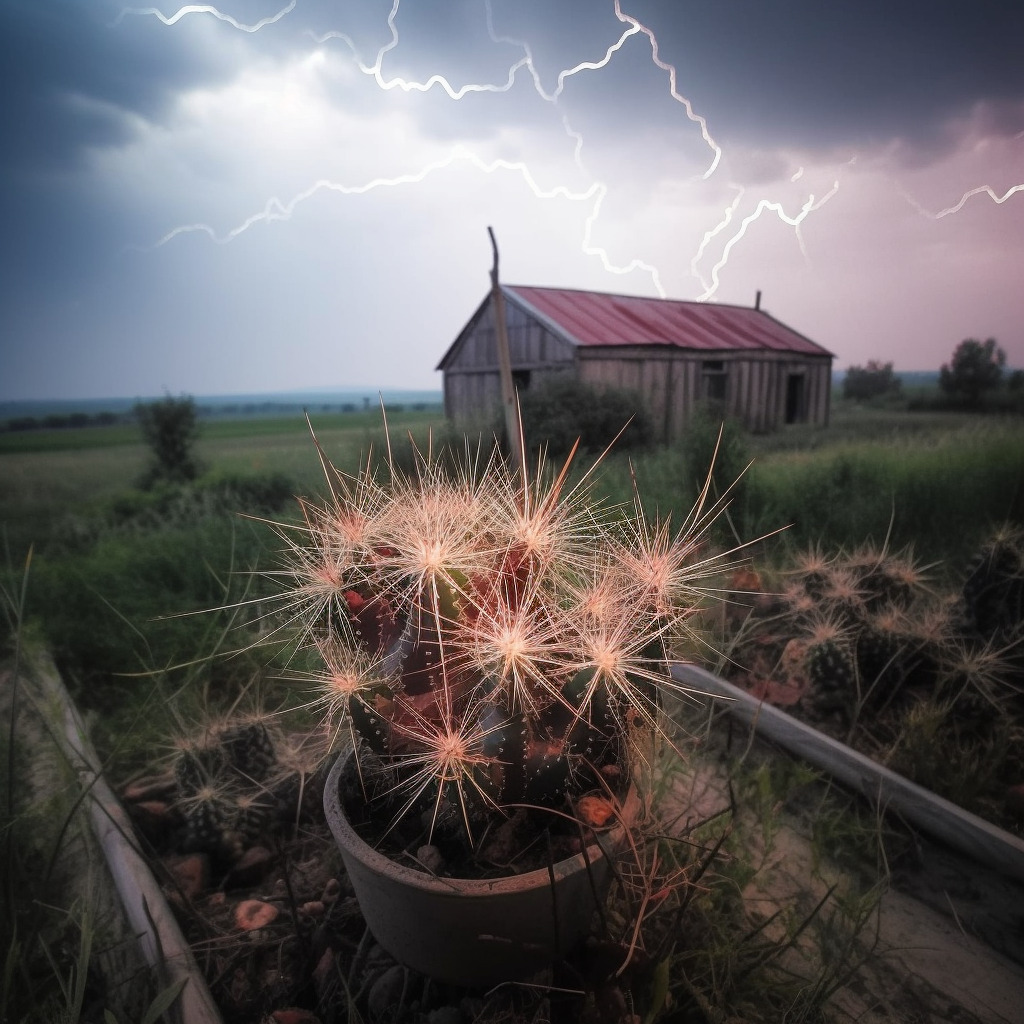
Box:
[1,0,1022,400]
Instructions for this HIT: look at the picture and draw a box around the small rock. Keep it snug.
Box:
[235,898,279,931]
[271,1009,322,1024]
[313,947,336,1001]
[321,877,341,903]
[164,853,209,901]
[367,965,407,1021]
[416,844,445,874]
[300,900,325,918]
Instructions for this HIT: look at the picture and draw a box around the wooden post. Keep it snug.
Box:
[488,227,525,479]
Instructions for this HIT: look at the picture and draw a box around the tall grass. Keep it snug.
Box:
[588,415,1024,576]
[741,422,1024,570]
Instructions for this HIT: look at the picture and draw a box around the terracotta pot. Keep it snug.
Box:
[323,752,638,986]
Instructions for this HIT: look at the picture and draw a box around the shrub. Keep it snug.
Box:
[679,402,750,502]
[939,338,1006,407]
[842,361,902,402]
[135,394,202,487]
[516,376,654,457]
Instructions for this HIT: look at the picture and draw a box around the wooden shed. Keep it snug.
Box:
[436,286,833,439]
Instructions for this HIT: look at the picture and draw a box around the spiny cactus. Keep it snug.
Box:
[802,617,857,718]
[845,544,931,611]
[170,715,285,855]
[855,605,913,707]
[961,525,1024,642]
[219,718,277,782]
[267,432,727,842]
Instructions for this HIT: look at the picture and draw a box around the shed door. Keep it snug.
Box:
[785,373,806,424]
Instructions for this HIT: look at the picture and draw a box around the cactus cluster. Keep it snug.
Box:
[171,716,282,858]
[733,532,1019,765]
[269,438,720,842]
[960,525,1024,642]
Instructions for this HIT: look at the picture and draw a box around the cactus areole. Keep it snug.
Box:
[270,426,724,978]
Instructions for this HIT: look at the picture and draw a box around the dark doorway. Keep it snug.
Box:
[785,373,806,424]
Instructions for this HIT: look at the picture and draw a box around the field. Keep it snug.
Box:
[3,397,1023,1022]
[1,399,1022,726]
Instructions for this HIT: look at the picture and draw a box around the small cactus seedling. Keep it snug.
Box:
[265,429,733,843]
[220,718,277,782]
[802,616,857,718]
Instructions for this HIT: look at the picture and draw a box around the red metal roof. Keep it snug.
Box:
[504,286,832,357]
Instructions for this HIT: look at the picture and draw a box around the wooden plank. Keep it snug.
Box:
[31,650,224,1024]
[671,662,1024,885]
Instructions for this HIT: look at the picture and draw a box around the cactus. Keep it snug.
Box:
[961,526,1024,642]
[220,718,277,782]
[170,716,285,854]
[803,617,857,718]
[855,605,913,709]
[267,434,724,842]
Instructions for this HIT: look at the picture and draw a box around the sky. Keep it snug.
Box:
[2,0,1023,402]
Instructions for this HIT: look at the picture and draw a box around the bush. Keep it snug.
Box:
[516,376,654,458]
[939,338,1005,407]
[842,361,902,402]
[680,403,750,501]
[135,394,202,487]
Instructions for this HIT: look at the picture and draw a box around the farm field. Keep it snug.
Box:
[3,397,1023,1023]
[2,399,1022,715]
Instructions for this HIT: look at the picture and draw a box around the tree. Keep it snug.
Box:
[842,360,902,401]
[135,394,202,487]
[939,338,1006,406]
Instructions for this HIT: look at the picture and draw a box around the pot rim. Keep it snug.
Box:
[324,751,638,896]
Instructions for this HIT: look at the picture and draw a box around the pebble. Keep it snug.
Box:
[367,964,406,1020]
[164,853,209,901]
[416,844,445,874]
[234,898,279,931]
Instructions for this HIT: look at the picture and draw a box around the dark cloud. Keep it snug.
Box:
[623,0,1024,150]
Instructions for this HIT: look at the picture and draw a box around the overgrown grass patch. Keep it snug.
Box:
[741,422,1024,571]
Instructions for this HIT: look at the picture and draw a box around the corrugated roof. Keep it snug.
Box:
[504,286,832,357]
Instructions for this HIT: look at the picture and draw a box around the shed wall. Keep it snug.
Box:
[442,297,831,437]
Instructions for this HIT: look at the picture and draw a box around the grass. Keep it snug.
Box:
[5,397,1014,1021]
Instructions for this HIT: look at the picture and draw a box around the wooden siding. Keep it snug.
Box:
[442,300,577,422]
[442,295,831,437]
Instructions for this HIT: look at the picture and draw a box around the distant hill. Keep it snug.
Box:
[0,388,444,424]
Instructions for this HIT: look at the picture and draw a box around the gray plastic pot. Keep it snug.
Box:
[323,752,637,987]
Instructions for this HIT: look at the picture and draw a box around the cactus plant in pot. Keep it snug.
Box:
[268,429,729,986]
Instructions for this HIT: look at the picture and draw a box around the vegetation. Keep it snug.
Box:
[939,337,1006,406]
[4,392,1020,1021]
[517,375,654,457]
[842,360,901,402]
[718,529,1024,832]
[264,426,729,856]
[135,394,202,487]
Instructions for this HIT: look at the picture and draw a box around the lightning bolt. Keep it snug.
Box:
[131,150,601,251]
[902,183,1024,219]
[695,183,841,301]
[120,0,842,302]
[114,1,295,31]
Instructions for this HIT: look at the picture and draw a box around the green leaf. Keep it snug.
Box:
[140,976,188,1024]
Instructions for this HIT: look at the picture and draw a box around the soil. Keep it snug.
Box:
[13,654,1024,1024]
[118,718,1024,1024]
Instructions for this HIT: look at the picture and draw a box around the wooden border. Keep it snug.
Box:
[672,662,1024,885]
[30,650,223,1024]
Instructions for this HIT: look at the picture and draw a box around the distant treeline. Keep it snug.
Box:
[1,400,443,433]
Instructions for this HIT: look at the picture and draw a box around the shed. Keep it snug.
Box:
[436,286,833,438]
